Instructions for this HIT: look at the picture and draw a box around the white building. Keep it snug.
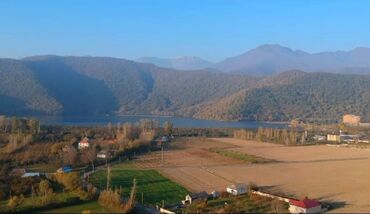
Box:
[288,198,321,214]
[22,172,40,178]
[327,134,341,142]
[182,192,208,205]
[97,151,111,159]
[226,183,247,195]
[78,137,90,149]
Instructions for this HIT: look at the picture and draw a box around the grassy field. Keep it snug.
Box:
[89,168,189,206]
[40,201,106,213]
[0,192,81,213]
[209,147,276,163]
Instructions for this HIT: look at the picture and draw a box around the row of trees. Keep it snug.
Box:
[234,128,306,145]
[0,116,40,134]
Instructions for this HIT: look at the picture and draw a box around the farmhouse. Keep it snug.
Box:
[182,191,209,205]
[327,134,341,142]
[226,183,248,195]
[343,114,361,126]
[288,197,321,214]
[78,137,90,149]
[97,150,111,159]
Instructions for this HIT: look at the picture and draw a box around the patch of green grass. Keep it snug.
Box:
[90,169,189,206]
[0,192,81,213]
[27,163,59,173]
[209,148,276,164]
[40,201,106,213]
[111,161,136,169]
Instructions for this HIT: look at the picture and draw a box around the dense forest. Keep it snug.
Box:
[0,56,369,122]
[195,71,370,122]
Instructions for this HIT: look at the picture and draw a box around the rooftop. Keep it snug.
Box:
[289,197,320,209]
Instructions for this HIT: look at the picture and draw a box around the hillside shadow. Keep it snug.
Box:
[25,57,119,116]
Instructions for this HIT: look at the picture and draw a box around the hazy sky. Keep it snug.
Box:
[1,0,370,61]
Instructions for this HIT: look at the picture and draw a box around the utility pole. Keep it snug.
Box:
[106,166,111,191]
[161,142,164,166]
[141,192,144,204]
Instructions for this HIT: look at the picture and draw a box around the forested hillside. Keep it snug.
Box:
[0,56,257,117]
[0,56,369,122]
[194,71,370,122]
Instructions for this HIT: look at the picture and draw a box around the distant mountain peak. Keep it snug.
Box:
[213,44,370,75]
[136,56,212,70]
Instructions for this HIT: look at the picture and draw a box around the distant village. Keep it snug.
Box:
[312,114,370,144]
[158,182,326,214]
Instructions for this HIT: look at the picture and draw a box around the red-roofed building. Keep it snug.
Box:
[78,137,90,149]
[289,197,321,213]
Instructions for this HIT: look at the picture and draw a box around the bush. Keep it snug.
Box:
[98,189,124,211]
[52,172,82,191]
[8,194,24,210]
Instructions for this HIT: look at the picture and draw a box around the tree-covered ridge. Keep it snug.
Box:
[195,72,370,122]
[0,56,257,117]
[0,59,62,114]
[0,56,369,122]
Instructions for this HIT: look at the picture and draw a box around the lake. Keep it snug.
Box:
[37,115,289,129]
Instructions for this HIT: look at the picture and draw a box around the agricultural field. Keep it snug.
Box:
[129,137,370,212]
[89,168,188,207]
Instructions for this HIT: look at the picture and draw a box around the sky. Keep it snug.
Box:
[1,0,370,61]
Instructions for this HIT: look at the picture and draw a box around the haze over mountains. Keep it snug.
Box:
[136,56,213,70]
[0,45,370,122]
[139,44,370,75]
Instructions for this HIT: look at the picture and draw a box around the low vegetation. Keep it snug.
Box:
[209,147,276,164]
[182,193,287,213]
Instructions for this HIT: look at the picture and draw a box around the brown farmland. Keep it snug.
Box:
[133,138,370,212]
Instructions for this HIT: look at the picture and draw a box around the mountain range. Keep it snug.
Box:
[138,44,370,75]
[0,45,370,122]
[136,56,213,70]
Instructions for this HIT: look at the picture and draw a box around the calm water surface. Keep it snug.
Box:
[37,115,288,129]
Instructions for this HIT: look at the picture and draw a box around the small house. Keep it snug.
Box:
[22,172,40,178]
[343,114,361,126]
[78,137,90,149]
[161,136,169,143]
[97,150,111,159]
[288,197,321,213]
[327,134,341,142]
[57,166,72,173]
[182,191,209,205]
[10,168,27,177]
[227,183,248,195]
